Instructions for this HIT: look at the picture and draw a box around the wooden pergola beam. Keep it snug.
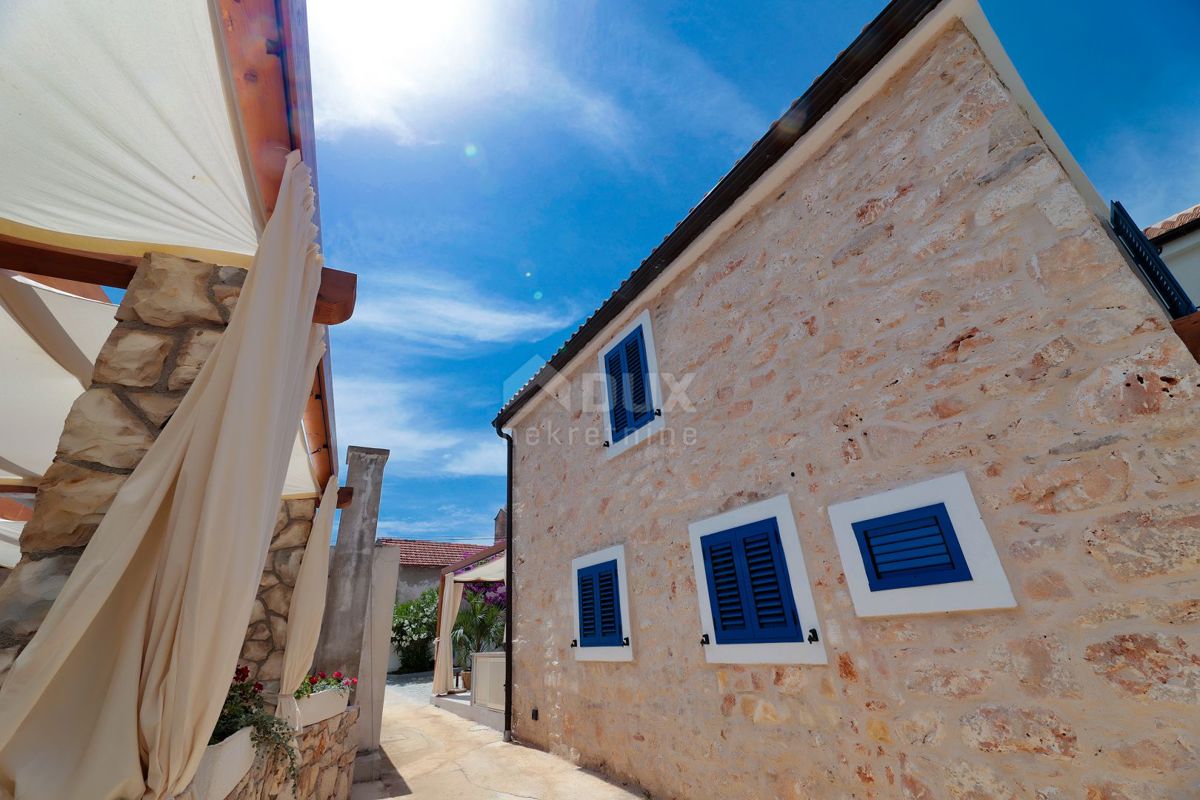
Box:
[0,237,355,325]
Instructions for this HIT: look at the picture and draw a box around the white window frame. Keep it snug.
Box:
[597,309,666,459]
[570,544,634,662]
[687,494,827,665]
[827,471,1016,617]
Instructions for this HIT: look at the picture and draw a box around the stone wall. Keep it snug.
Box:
[508,22,1200,800]
[0,254,245,678]
[0,253,317,697]
[181,706,360,800]
[243,498,318,700]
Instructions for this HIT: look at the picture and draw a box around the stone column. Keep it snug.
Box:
[314,446,389,684]
[0,254,245,680]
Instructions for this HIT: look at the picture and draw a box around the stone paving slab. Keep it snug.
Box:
[351,674,644,800]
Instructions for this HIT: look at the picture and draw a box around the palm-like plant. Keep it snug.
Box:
[451,589,505,670]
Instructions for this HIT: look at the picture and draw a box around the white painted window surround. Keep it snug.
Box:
[597,309,666,459]
[687,494,827,665]
[570,544,634,662]
[827,471,1016,617]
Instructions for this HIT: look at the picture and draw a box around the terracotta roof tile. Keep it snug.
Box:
[1146,202,1200,241]
[376,538,488,567]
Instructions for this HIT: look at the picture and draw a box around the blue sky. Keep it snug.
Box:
[308,0,1200,544]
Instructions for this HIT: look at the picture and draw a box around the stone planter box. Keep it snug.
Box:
[192,726,254,800]
[284,689,349,730]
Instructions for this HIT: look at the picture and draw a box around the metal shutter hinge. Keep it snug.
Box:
[806,628,819,643]
[570,639,577,648]
[654,408,662,416]
[622,637,630,646]
[602,441,610,447]
[700,633,710,646]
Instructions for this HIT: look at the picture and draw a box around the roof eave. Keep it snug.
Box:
[493,0,945,428]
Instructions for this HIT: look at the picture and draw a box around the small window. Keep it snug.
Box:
[597,310,665,458]
[851,502,971,592]
[577,559,623,647]
[700,519,801,645]
[688,495,826,665]
[571,544,633,661]
[828,472,1016,618]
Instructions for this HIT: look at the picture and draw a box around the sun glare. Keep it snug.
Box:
[309,0,499,138]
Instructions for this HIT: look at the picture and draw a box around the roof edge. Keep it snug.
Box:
[494,0,944,427]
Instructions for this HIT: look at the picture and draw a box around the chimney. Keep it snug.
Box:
[494,507,507,546]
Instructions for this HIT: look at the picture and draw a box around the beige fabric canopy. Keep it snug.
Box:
[0,272,319,498]
[432,552,506,696]
[0,152,325,799]
[0,0,259,264]
[277,479,338,727]
[0,522,21,571]
[0,274,114,484]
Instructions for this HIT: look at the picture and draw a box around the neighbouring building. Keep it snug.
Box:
[1149,202,1200,302]
[493,1,1200,797]
[380,538,489,604]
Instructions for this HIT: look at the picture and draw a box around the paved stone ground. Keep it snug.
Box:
[351,673,645,800]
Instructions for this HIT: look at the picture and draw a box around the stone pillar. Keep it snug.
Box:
[0,253,245,680]
[493,507,507,546]
[240,497,318,700]
[314,446,389,684]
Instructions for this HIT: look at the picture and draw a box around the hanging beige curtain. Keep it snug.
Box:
[276,479,338,728]
[0,152,325,800]
[432,578,466,696]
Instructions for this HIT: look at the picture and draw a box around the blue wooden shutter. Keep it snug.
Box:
[605,326,654,443]
[850,503,972,591]
[701,519,802,644]
[604,349,629,440]
[578,560,623,647]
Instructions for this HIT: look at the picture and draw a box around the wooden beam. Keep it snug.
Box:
[0,486,38,495]
[215,0,292,219]
[314,268,356,325]
[0,236,137,288]
[1171,311,1200,362]
[277,0,321,225]
[0,238,354,325]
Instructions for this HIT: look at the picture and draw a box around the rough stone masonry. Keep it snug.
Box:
[507,22,1200,800]
[0,254,317,698]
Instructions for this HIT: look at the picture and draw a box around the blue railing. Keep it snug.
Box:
[1111,200,1196,319]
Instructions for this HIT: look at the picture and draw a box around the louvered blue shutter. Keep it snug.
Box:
[604,349,629,441]
[850,503,972,591]
[605,326,654,443]
[578,560,623,647]
[701,519,802,644]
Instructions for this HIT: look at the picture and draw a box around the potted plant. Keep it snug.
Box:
[193,666,297,800]
[451,585,506,693]
[284,671,356,729]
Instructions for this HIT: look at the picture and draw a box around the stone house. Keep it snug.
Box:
[1149,202,1200,303]
[380,539,490,604]
[492,0,1200,797]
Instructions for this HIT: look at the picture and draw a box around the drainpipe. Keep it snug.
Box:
[494,423,514,742]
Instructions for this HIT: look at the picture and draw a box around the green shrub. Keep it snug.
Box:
[392,587,439,673]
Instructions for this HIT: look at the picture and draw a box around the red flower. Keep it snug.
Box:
[333,671,343,679]
[351,678,358,686]
[318,671,326,680]
[234,665,250,683]
[309,675,319,685]
[253,682,264,692]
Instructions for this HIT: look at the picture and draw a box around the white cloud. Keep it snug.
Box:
[333,375,503,479]
[348,272,576,352]
[308,0,634,154]
[376,504,498,543]
[307,0,764,162]
[1082,109,1200,227]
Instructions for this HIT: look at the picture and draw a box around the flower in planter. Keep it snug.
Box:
[293,670,358,699]
[210,665,298,781]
